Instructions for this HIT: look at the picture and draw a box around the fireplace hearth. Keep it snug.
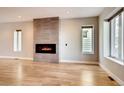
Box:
[35,44,56,54]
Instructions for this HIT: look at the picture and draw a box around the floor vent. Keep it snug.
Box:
[108,76,115,81]
[14,58,19,60]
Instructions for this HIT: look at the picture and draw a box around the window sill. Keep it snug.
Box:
[105,57,124,66]
[82,51,94,55]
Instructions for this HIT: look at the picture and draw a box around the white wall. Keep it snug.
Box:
[99,7,124,85]
[60,17,99,62]
[0,21,33,59]
[0,17,99,63]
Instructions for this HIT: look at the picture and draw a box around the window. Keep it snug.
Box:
[82,26,94,54]
[14,30,22,52]
[109,9,124,62]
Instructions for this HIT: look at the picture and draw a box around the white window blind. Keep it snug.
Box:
[82,26,94,54]
[14,30,22,52]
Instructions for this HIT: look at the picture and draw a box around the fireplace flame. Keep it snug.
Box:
[42,47,52,51]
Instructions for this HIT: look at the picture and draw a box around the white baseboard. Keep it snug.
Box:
[100,63,124,86]
[60,60,98,65]
[0,56,33,60]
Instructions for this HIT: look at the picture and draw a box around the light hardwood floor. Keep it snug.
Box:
[0,59,118,86]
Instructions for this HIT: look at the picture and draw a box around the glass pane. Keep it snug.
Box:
[111,19,115,57]
[114,16,119,58]
[18,31,22,51]
[13,30,22,52]
[110,13,123,62]
[122,12,124,61]
[14,31,18,52]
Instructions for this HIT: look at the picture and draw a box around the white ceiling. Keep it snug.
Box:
[0,7,104,23]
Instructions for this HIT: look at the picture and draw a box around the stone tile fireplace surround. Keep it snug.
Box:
[33,17,59,62]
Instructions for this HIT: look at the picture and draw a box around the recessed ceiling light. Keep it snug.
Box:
[66,11,70,14]
[18,16,22,18]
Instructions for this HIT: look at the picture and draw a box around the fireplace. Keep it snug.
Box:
[35,44,56,54]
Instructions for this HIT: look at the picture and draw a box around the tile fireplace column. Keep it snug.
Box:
[33,17,59,62]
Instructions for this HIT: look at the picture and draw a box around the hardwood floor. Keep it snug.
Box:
[0,59,118,86]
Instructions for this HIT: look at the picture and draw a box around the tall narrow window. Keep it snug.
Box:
[82,26,94,54]
[122,11,124,61]
[109,9,124,62]
[14,30,22,52]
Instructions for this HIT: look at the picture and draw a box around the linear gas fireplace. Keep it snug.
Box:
[35,44,56,54]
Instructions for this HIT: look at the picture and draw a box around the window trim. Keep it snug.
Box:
[81,25,95,54]
[106,57,124,66]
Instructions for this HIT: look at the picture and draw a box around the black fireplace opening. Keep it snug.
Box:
[35,44,56,54]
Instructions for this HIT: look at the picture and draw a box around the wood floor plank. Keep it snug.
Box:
[0,59,118,86]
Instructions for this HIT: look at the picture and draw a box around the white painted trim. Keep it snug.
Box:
[0,56,33,60]
[60,60,98,65]
[105,57,124,66]
[100,63,124,86]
